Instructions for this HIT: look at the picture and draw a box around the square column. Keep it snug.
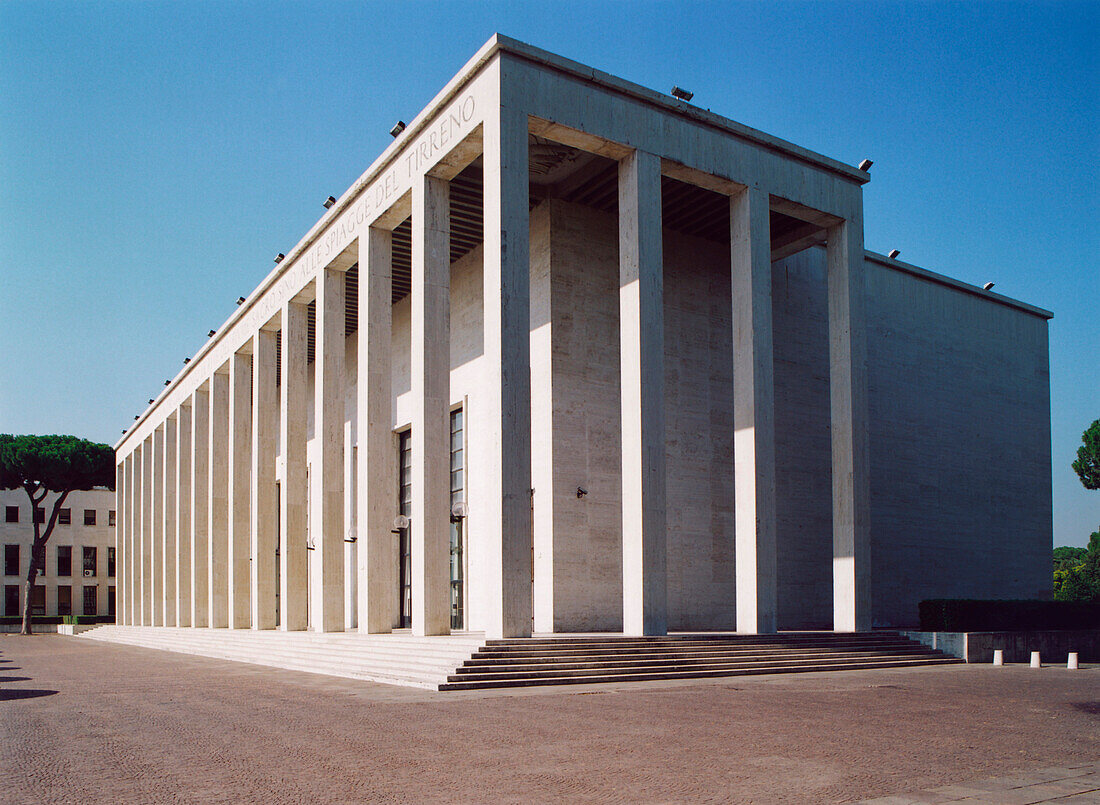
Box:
[731,186,778,634]
[141,435,153,625]
[315,267,346,632]
[208,369,230,627]
[115,460,126,624]
[176,402,192,627]
[228,350,253,629]
[280,300,309,631]
[190,386,210,627]
[151,426,164,626]
[127,453,137,624]
[163,415,178,626]
[357,227,396,633]
[827,215,872,632]
[411,173,451,637]
[251,328,278,629]
[482,103,533,639]
[618,149,667,636]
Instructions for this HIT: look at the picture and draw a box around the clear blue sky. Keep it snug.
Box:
[1,1,1096,546]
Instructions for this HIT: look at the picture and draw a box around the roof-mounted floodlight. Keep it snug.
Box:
[859,159,873,172]
[183,357,190,364]
[148,399,154,405]
[274,253,285,263]
[983,282,995,291]
[236,296,246,305]
[134,415,140,421]
[323,196,336,209]
[390,121,406,137]
[670,86,693,102]
[888,249,901,259]
[121,429,127,435]
[208,329,217,338]
[164,380,171,386]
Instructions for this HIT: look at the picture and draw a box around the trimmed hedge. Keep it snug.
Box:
[919,599,1100,632]
[0,615,115,626]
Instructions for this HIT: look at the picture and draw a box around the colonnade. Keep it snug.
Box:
[113,54,870,638]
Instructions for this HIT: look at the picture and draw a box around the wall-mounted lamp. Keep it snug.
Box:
[345,525,357,543]
[323,196,336,209]
[274,253,285,264]
[391,514,409,534]
[888,249,901,259]
[390,121,406,137]
[576,487,588,498]
[859,159,873,172]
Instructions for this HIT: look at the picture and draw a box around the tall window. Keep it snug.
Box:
[83,546,97,576]
[107,546,116,578]
[58,508,71,526]
[4,544,19,576]
[450,408,465,630]
[57,585,72,616]
[30,585,45,616]
[108,586,116,618]
[398,430,412,629]
[82,585,97,616]
[3,585,18,616]
[57,545,72,577]
[108,510,116,527]
[4,506,17,523]
[34,544,45,577]
[83,509,96,526]
[34,507,45,524]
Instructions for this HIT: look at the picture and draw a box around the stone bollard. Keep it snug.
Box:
[1067,652,1079,670]
[993,649,1004,666]
[1030,651,1041,668]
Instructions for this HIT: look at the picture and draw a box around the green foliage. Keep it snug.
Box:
[1073,419,1100,490]
[1052,530,1100,602]
[0,434,115,493]
[919,598,1100,631]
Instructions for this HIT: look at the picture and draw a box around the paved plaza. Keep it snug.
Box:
[0,635,1096,804]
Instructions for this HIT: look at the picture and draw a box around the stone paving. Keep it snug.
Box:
[0,634,1097,804]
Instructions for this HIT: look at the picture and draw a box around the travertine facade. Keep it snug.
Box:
[114,35,1052,638]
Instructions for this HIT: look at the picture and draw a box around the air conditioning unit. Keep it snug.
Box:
[83,569,94,577]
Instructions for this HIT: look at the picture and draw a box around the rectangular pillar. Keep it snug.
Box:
[115,461,126,624]
[357,227,396,633]
[228,350,253,629]
[176,402,192,627]
[163,415,178,626]
[482,102,533,639]
[127,453,137,624]
[190,386,210,627]
[141,435,153,625]
[315,267,346,632]
[251,328,278,629]
[151,426,164,626]
[280,300,309,631]
[618,149,667,636]
[827,215,872,632]
[411,173,451,637]
[208,369,230,627]
[731,186,778,634]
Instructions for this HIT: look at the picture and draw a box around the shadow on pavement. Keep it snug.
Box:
[0,688,58,701]
[0,676,32,683]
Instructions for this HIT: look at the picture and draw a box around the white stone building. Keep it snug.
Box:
[2,488,117,620]
[113,35,1052,640]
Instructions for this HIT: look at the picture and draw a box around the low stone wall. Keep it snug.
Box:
[903,630,1099,663]
[57,623,98,635]
[0,624,58,633]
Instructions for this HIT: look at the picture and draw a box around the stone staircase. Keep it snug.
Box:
[76,627,959,691]
[440,632,962,690]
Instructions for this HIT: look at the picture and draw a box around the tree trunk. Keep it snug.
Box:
[20,559,41,635]
[19,488,70,636]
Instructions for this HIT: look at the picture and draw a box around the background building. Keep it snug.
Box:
[112,35,1052,639]
[2,487,117,620]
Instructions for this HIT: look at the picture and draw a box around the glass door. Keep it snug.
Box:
[398,430,412,628]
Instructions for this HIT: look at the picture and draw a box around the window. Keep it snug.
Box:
[108,510,116,527]
[4,585,19,616]
[450,408,465,630]
[107,546,116,578]
[57,585,72,616]
[34,507,45,524]
[57,545,72,577]
[58,508,71,526]
[108,585,116,618]
[83,509,96,526]
[30,585,45,616]
[4,506,17,523]
[4,544,18,576]
[33,544,45,576]
[83,546,97,576]
[82,585,97,616]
